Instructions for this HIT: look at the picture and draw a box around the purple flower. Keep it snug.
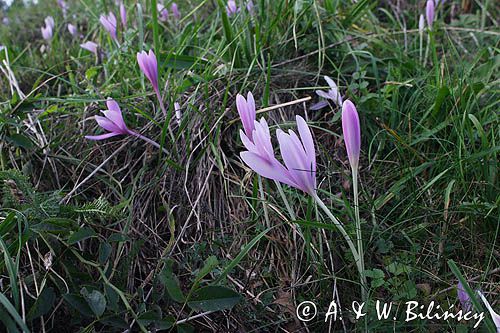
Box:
[236,92,256,140]
[226,0,239,16]
[41,25,53,41]
[137,49,167,116]
[57,0,68,16]
[137,49,159,94]
[419,14,425,34]
[45,16,55,30]
[342,100,361,171]
[457,282,472,312]
[240,116,316,195]
[315,75,343,107]
[41,17,54,41]
[85,99,134,140]
[171,3,181,20]
[2,17,9,26]
[157,4,169,22]
[68,23,78,37]
[100,12,118,40]
[119,1,127,29]
[246,0,255,13]
[478,291,500,330]
[80,41,99,55]
[426,0,435,29]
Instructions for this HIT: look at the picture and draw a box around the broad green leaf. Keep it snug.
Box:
[159,261,185,303]
[62,293,94,317]
[81,288,106,317]
[67,227,96,244]
[26,287,56,320]
[187,286,241,312]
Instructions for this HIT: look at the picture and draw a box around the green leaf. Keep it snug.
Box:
[62,293,94,317]
[159,260,185,303]
[177,323,195,333]
[213,227,273,284]
[26,287,56,320]
[81,288,106,317]
[67,227,96,244]
[98,242,112,264]
[0,292,30,332]
[6,134,34,149]
[187,286,241,312]
[191,256,218,290]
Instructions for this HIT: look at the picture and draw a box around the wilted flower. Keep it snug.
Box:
[171,3,181,20]
[119,1,127,29]
[226,0,239,16]
[68,23,78,37]
[80,41,99,55]
[418,14,425,34]
[100,12,118,40]
[315,75,343,108]
[85,99,133,140]
[175,102,182,124]
[478,291,500,330]
[240,116,316,195]
[426,0,435,29]
[342,100,361,171]
[457,282,472,312]
[157,4,169,22]
[236,92,256,140]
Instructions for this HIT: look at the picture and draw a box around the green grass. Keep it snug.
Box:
[0,0,499,332]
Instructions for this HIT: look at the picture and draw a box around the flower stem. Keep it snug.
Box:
[130,131,168,154]
[312,193,366,299]
[352,169,367,301]
[155,89,167,117]
[275,181,296,221]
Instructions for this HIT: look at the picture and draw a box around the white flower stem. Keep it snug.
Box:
[352,168,367,301]
[312,192,365,297]
[275,181,296,221]
[130,131,168,154]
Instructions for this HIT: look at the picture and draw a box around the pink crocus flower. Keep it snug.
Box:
[341,100,361,171]
[80,41,99,55]
[41,17,54,41]
[240,116,316,195]
[426,0,435,29]
[57,0,68,16]
[100,12,118,40]
[68,24,78,37]
[457,282,472,312]
[45,16,55,30]
[85,99,133,140]
[315,75,343,107]
[119,1,127,29]
[137,49,159,94]
[247,0,254,13]
[236,92,256,140]
[171,3,181,20]
[157,4,169,22]
[478,291,500,331]
[226,0,239,16]
[137,49,168,116]
[41,25,53,41]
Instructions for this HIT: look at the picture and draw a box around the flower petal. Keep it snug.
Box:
[85,132,120,140]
